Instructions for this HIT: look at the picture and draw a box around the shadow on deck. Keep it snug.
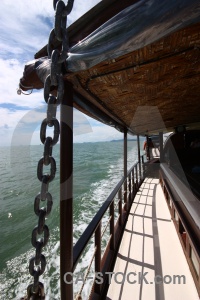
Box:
[106,178,198,300]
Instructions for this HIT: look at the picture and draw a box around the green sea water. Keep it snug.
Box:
[0,140,143,299]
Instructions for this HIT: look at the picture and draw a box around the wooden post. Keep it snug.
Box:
[118,189,122,226]
[94,222,101,294]
[159,132,164,163]
[137,135,141,181]
[124,129,127,209]
[146,135,150,160]
[110,202,115,250]
[124,129,127,178]
[60,82,73,300]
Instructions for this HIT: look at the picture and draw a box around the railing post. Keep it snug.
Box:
[118,189,122,226]
[94,222,101,294]
[141,155,144,178]
[135,164,138,188]
[124,129,127,209]
[60,81,73,300]
[124,130,127,178]
[146,135,150,160]
[110,202,115,250]
[159,132,164,163]
[128,173,131,206]
[137,135,141,182]
[132,168,135,196]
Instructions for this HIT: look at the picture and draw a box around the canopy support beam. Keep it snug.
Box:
[137,135,141,178]
[124,129,128,209]
[159,132,164,163]
[60,81,74,300]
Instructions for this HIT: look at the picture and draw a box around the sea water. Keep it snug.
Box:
[0,140,143,299]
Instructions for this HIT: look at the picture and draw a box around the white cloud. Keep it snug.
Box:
[0,104,97,146]
[0,104,121,146]
[68,0,101,25]
[0,0,123,146]
[0,0,101,59]
[0,2,51,60]
[73,121,123,143]
[0,106,47,146]
[0,107,29,146]
[0,58,44,108]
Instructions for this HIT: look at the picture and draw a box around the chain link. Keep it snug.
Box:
[26,1,74,299]
[48,0,72,62]
[40,118,60,145]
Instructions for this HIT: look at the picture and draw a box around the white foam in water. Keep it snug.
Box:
[72,145,139,298]
[0,144,139,299]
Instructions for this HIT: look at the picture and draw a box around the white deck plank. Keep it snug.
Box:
[151,148,160,159]
[106,178,199,300]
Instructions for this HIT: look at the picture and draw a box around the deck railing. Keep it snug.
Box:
[72,159,144,299]
[160,164,200,296]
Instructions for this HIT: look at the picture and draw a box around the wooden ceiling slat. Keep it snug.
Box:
[66,22,200,134]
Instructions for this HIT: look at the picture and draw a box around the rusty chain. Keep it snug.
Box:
[25,1,74,299]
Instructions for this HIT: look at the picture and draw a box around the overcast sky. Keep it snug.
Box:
[0,0,123,146]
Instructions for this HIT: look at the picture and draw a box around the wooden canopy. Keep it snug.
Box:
[20,0,200,135]
[66,21,200,135]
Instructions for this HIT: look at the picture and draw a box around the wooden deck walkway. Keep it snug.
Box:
[151,148,160,159]
[106,178,199,300]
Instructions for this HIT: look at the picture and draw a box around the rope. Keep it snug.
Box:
[75,246,97,300]
[101,215,112,238]
[17,82,33,95]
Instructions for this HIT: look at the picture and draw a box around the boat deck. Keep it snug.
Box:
[151,148,160,159]
[106,178,199,300]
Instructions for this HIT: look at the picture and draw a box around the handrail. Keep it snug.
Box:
[160,163,200,234]
[160,164,200,249]
[160,165,200,296]
[73,161,139,271]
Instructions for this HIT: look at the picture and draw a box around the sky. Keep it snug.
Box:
[0,0,123,146]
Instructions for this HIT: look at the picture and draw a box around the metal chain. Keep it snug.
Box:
[25,1,74,299]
